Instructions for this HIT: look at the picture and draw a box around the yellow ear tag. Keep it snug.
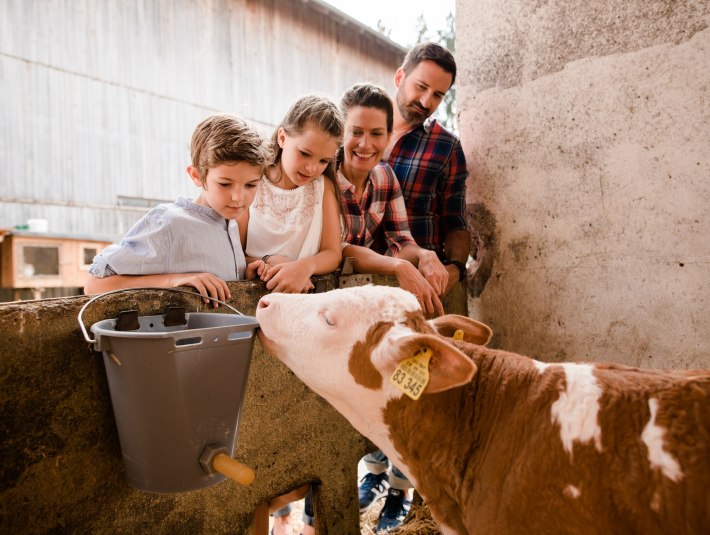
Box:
[390,347,432,400]
[453,329,464,341]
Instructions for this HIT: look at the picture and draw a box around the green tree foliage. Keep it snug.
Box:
[415,14,429,44]
[376,19,392,38]
[433,11,456,133]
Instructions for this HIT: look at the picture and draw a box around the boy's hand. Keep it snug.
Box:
[262,261,314,293]
[171,273,230,307]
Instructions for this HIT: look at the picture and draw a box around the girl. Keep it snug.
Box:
[246,95,343,534]
[337,82,448,317]
[246,95,344,293]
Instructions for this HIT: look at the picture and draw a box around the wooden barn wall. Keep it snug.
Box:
[0,0,404,239]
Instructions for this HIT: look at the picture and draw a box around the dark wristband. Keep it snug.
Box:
[444,259,466,282]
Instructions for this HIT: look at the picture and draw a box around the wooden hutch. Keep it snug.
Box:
[0,230,113,301]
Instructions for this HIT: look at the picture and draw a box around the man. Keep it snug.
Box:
[360,42,470,532]
[384,41,469,296]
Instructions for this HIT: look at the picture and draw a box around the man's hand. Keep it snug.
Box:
[417,250,448,295]
[393,260,444,317]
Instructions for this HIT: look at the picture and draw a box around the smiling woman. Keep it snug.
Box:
[335,82,448,319]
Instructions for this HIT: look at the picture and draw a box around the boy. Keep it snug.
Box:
[85,113,271,304]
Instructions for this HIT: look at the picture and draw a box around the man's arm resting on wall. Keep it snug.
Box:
[442,228,471,294]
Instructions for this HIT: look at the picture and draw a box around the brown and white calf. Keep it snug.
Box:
[256,285,710,535]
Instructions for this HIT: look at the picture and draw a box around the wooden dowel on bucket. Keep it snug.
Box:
[212,453,255,486]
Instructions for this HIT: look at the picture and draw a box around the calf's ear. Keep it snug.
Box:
[429,315,493,346]
[394,334,477,394]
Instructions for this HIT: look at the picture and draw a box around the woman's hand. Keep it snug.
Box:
[262,260,315,293]
[393,260,444,317]
[169,273,231,307]
[417,250,448,296]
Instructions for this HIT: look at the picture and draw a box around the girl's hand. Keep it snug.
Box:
[245,259,269,280]
[264,261,315,293]
[263,254,292,266]
[417,250,448,296]
[393,260,444,317]
[170,273,231,307]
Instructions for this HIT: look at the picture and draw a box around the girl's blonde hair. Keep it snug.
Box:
[271,95,344,185]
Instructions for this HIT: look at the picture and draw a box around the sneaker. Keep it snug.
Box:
[375,488,411,532]
[358,471,389,510]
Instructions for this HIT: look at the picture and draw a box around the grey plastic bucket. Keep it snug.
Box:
[79,291,258,493]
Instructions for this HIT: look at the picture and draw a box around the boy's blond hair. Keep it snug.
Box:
[191,113,271,183]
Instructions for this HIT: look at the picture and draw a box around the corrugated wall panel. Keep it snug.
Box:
[0,0,405,236]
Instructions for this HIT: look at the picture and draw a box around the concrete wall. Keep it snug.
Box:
[0,279,466,533]
[457,0,710,369]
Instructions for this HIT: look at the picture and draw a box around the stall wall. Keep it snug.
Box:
[457,0,709,368]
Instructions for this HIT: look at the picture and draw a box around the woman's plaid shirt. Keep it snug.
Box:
[337,163,416,256]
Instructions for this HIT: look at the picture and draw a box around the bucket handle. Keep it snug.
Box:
[78,287,243,345]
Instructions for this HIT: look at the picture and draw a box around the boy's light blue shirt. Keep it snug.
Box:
[89,196,246,281]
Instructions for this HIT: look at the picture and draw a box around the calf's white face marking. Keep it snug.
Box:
[256,285,482,493]
[641,398,683,482]
[256,286,428,484]
[255,286,421,412]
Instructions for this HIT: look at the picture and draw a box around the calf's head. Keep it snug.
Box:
[256,286,492,420]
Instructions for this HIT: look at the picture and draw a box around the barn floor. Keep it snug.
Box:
[269,479,440,535]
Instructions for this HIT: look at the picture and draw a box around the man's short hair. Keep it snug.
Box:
[401,42,457,86]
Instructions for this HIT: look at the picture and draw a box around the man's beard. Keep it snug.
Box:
[396,88,431,124]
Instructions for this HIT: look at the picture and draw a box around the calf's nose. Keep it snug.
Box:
[257,297,270,309]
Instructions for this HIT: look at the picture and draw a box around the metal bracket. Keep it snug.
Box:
[340,257,356,275]
[314,278,329,293]
[338,274,373,288]
[115,310,140,331]
[164,306,187,327]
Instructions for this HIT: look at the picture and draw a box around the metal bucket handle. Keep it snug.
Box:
[78,287,243,345]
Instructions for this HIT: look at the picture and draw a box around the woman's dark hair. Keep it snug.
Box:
[339,82,394,133]
[336,82,393,169]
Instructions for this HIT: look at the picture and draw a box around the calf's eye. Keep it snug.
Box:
[322,311,336,326]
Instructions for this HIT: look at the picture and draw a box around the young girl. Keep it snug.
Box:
[337,82,448,317]
[84,113,271,304]
[245,96,343,534]
[246,95,343,293]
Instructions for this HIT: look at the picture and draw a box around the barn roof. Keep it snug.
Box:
[300,0,408,56]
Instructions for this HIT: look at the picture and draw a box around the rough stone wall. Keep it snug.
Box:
[457,0,710,368]
[0,279,466,534]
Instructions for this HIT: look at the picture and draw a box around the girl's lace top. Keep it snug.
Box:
[245,175,324,260]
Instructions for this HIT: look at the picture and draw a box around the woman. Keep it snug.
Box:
[337,82,448,317]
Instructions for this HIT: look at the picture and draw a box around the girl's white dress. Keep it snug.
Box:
[246,175,324,260]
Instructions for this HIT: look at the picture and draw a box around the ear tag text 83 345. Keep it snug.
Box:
[390,347,432,400]
[453,329,464,341]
